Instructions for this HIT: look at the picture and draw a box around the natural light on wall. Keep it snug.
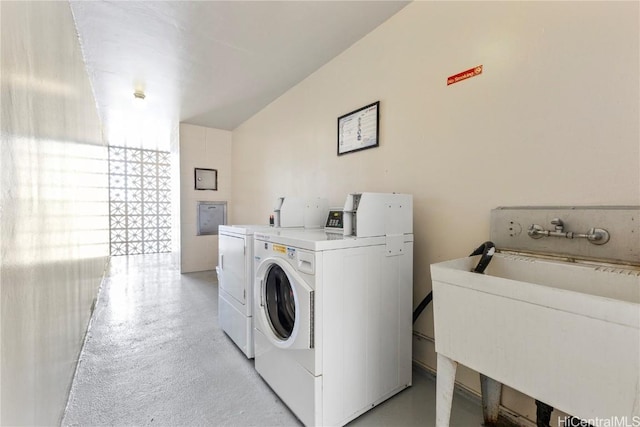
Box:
[1,2,110,424]
[6,137,109,264]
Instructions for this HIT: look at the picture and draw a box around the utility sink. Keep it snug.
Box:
[431,252,640,426]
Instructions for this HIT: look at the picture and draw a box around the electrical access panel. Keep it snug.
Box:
[197,201,227,235]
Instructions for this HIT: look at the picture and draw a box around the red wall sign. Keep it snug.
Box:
[447,65,483,86]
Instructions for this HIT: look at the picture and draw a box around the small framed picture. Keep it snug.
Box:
[337,101,379,156]
[194,168,217,190]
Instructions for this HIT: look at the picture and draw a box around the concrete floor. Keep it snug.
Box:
[63,253,484,426]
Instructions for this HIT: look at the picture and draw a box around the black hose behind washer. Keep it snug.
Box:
[412,241,496,324]
[412,291,432,323]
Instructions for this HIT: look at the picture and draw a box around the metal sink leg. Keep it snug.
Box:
[480,374,502,426]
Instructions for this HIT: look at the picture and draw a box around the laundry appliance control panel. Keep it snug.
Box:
[325,209,344,233]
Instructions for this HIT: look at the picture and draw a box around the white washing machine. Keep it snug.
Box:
[217,197,328,358]
[253,193,414,426]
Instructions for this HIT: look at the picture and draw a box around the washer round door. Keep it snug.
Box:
[264,264,296,340]
[256,257,314,349]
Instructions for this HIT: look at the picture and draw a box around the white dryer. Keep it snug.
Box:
[253,193,413,426]
[218,224,275,358]
[217,197,328,358]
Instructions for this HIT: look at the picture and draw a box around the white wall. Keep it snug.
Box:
[231,2,639,424]
[0,2,109,425]
[179,123,232,273]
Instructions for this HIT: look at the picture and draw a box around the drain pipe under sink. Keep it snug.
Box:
[536,400,554,427]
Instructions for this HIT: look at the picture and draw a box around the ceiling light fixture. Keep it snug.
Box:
[133,91,146,101]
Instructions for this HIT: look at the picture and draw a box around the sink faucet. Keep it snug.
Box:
[527,218,610,245]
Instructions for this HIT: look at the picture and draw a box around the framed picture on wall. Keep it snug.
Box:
[337,101,379,156]
[194,168,217,190]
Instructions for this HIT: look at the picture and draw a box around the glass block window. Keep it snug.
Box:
[109,146,172,256]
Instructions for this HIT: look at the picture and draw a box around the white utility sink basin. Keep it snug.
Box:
[431,252,640,426]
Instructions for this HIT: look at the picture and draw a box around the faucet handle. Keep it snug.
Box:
[551,218,564,231]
